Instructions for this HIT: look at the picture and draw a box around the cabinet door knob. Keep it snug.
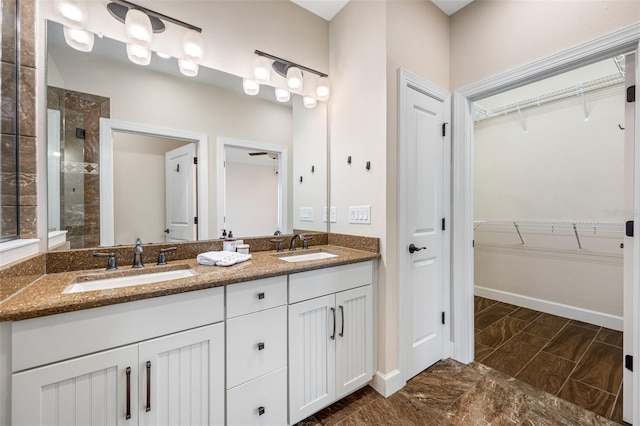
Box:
[258,292,265,300]
[257,342,265,351]
[258,406,265,416]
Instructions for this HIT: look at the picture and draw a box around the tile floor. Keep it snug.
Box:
[297,358,618,425]
[474,296,624,424]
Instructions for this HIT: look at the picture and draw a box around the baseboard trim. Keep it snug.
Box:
[370,369,405,398]
[475,286,623,331]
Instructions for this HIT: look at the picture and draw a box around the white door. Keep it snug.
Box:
[335,285,373,399]
[288,294,336,425]
[622,52,636,425]
[165,144,197,243]
[12,344,138,426]
[401,80,448,380]
[138,323,225,426]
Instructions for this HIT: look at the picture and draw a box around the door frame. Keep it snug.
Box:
[215,136,288,236]
[99,118,209,246]
[450,24,640,424]
[398,68,452,384]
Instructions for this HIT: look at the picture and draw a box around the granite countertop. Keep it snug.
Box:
[0,245,379,322]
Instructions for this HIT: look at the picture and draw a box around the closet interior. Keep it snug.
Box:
[473,55,630,424]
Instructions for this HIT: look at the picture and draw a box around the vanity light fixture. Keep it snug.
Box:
[156,52,172,59]
[275,88,290,103]
[243,79,260,96]
[55,0,95,52]
[253,50,330,101]
[107,0,204,75]
[253,56,271,84]
[303,96,317,109]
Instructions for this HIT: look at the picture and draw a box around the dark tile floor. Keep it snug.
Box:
[474,296,624,424]
[297,359,618,425]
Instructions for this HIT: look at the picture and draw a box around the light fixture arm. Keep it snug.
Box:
[110,0,202,33]
[254,49,328,78]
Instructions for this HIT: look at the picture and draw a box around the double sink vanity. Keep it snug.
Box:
[1,235,379,426]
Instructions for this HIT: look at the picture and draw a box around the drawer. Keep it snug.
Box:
[226,306,287,388]
[289,260,373,303]
[227,367,287,426]
[226,276,287,318]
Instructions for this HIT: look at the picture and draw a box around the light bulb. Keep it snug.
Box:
[156,52,171,59]
[179,59,199,77]
[125,9,152,46]
[275,88,290,103]
[253,56,271,84]
[54,0,86,28]
[182,30,204,62]
[243,79,260,96]
[63,26,94,52]
[316,76,330,101]
[287,67,303,91]
[303,96,317,109]
[126,43,151,65]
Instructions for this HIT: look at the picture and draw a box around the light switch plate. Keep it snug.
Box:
[348,206,371,224]
[299,207,313,222]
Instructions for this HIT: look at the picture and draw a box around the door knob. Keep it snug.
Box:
[408,244,426,254]
[164,228,170,233]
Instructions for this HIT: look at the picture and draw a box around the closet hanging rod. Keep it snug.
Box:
[473,73,624,122]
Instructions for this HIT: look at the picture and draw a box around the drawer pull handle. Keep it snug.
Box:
[339,305,344,337]
[330,307,336,340]
[257,342,265,351]
[125,367,132,420]
[258,292,265,300]
[146,361,151,412]
[258,406,266,416]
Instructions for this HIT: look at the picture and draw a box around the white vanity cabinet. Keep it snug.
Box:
[11,287,225,426]
[225,276,288,426]
[288,261,373,425]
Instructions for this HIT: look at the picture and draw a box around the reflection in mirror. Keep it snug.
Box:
[45,19,328,249]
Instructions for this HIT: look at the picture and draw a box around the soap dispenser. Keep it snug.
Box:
[223,230,237,252]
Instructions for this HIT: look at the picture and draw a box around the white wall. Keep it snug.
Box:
[47,47,293,239]
[112,133,187,246]
[475,87,625,221]
[450,1,640,89]
[225,161,279,237]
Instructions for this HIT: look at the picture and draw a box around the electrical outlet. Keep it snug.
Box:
[330,206,337,223]
[348,206,371,224]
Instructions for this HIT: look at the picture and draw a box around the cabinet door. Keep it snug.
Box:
[288,294,336,425]
[138,323,224,426]
[335,285,373,399]
[12,344,138,426]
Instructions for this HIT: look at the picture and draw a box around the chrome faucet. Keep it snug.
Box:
[132,238,144,268]
[289,234,304,251]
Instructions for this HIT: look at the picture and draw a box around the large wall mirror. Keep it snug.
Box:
[45,20,328,250]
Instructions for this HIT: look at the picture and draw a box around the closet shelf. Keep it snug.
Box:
[474,220,624,251]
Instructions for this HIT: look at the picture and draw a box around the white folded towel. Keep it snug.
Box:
[197,251,252,267]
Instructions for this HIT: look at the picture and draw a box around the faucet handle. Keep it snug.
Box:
[302,236,313,249]
[270,239,283,252]
[157,247,177,265]
[93,252,118,270]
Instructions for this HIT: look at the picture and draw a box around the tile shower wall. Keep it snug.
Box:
[0,0,37,240]
[47,87,110,249]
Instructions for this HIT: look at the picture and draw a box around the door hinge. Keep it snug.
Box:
[441,312,445,325]
[626,220,634,237]
[442,123,446,137]
[628,85,636,103]
[193,157,198,165]
[194,216,198,225]
[442,218,446,231]
[625,354,633,371]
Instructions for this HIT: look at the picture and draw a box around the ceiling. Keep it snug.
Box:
[290,0,474,21]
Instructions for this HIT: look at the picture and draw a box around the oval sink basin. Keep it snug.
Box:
[278,251,338,263]
[63,269,196,294]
